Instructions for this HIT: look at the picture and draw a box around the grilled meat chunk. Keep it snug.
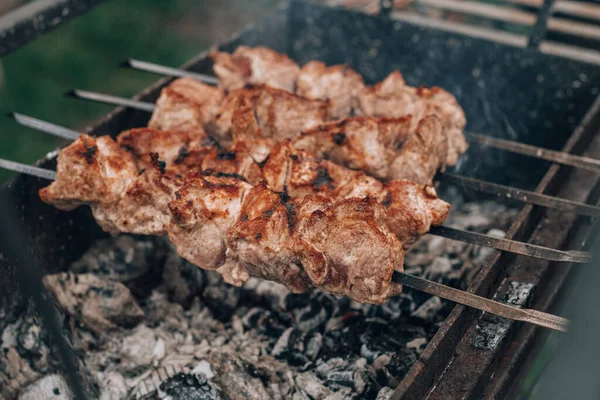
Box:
[39,134,138,211]
[148,77,225,132]
[291,114,449,185]
[168,174,253,273]
[210,46,300,91]
[117,128,209,173]
[262,140,449,247]
[354,70,467,165]
[297,61,365,118]
[208,85,330,147]
[227,187,404,303]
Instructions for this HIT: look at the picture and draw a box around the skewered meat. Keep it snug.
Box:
[229,102,449,246]
[291,114,448,184]
[40,136,406,303]
[170,176,404,303]
[296,61,365,118]
[207,84,331,146]
[353,70,467,165]
[39,134,137,211]
[149,78,331,148]
[148,77,225,132]
[208,47,468,165]
[210,46,300,91]
[262,140,449,247]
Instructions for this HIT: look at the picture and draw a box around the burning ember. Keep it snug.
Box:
[0,190,517,400]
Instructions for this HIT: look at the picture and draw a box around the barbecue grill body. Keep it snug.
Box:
[1,1,600,399]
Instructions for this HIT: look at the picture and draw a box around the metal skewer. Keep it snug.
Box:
[7,112,593,265]
[392,273,568,332]
[62,90,600,218]
[123,58,219,85]
[0,156,573,332]
[122,57,600,173]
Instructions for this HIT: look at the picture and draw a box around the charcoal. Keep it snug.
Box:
[0,347,40,399]
[70,235,157,297]
[241,308,289,338]
[18,374,70,400]
[158,372,222,400]
[42,273,144,335]
[210,351,271,400]
[119,325,159,368]
[305,333,323,361]
[471,281,533,350]
[406,337,428,355]
[502,282,534,308]
[424,257,453,280]
[203,285,241,322]
[1,307,51,374]
[411,296,443,322]
[375,387,395,400]
[98,371,128,400]
[12,195,516,398]
[294,372,331,399]
[242,278,290,311]
[471,318,511,350]
[192,360,215,379]
[163,252,208,308]
[385,350,418,382]
[272,328,321,368]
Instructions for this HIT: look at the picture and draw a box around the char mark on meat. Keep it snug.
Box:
[313,167,335,190]
[174,144,190,164]
[149,153,167,174]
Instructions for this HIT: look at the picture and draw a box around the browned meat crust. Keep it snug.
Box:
[297,61,365,118]
[210,46,300,92]
[354,70,467,165]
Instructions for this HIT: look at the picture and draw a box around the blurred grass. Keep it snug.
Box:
[0,0,278,183]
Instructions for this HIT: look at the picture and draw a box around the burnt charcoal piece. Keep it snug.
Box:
[210,352,271,400]
[241,308,289,338]
[42,273,144,334]
[241,278,290,312]
[159,372,222,400]
[202,285,241,322]
[272,328,322,368]
[1,307,51,374]
[385,349,418,383]
[0,347,40,399]
[163,251,208,308]
[70,235,158,297]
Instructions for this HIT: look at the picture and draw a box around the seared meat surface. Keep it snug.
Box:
[207,84,330,146]
[148,77,225,133]
[297,61,365,118]
[210,46,300,92]
[262,140,449,247]
[39,124,447,303]
[209,47,468,166]
[354,70,467,165]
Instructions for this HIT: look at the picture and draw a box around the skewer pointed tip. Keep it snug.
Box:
[5,112,15,118]
[64,89,77,98]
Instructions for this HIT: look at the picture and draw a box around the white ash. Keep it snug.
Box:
[4,197,517,400]
[18,374,70,400]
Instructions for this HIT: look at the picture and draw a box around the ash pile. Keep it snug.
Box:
[0,192,517,400]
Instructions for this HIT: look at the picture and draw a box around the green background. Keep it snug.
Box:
[0,0,277,183]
